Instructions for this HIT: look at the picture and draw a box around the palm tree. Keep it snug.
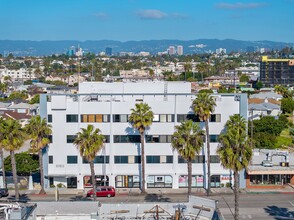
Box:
[25,115,52,194]
[74,124,105,201]
[0,118,7,188]
[192,92,216,196]
[217,115,252,220]
[1,119,26,200]
[171,120,204,195]
[129,103,153,193]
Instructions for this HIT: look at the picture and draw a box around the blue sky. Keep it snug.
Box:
[1,0,293,42]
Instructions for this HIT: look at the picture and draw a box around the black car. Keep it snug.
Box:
[0,188,9,198]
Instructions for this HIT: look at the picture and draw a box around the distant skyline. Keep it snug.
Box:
[1,0,294,42]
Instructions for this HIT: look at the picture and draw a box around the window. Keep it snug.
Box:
[153,114,174,122]
[49,155,53,164]
[113,114,128,122]
[134,156,141,163]
[114,156,128,164]
[66,135,77,143]
[147,175,173,188]
[210,114,221,122]
[146,156,160,163]
[81,114,110,123]
[67,156,78,164]
[48,135,53,143]
[179,175,204,188]
[177,114,200,122]
[66,114,78,123]
[114,135,140,143]
[178,155,205,163]
[210,155,220,163]
[210,135,219,143]
[146,135,172,143]
[48,114,52,123]
[115,175,140,188]
[166,156,173,164]
[83,156,109,164]
[104,135,110,143]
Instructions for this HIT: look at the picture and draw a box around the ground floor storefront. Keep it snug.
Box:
[47,173,235,189]
[246,166,294,188]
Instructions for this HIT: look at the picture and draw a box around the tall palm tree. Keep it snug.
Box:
[1,119,26,200]
[74,124,104,201]
[217,115,252,220]
[129,103,153,193]
[0,118,7,188]
[25,115,52,194]
[171,120,204,195]
[192,92,216,196]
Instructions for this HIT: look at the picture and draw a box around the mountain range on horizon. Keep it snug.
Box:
[0,39,293,56]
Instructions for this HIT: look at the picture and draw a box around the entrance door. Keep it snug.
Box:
[67,177,77,188]
[210,175,221,188]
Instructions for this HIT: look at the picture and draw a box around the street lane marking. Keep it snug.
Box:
[289,201,294,207]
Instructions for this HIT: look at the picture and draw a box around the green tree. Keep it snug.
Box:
[281,98,294,114]
[193,92,216,196]
[129,103,153,193]
[25,116,52,194]
[239,74,249,83]
[218,115,252,220]
[74,125,105,201]
[255,81,263,90]
[1,119,26,200]
[171,120,204,195]
[4,152,39,176]
[29,94,40,104]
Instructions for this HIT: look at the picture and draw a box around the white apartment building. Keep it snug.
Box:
[177,45,183,55]
[0,67,37,81]
[40,82,248,190]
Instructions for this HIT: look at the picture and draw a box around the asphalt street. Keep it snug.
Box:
[1,192,294,219]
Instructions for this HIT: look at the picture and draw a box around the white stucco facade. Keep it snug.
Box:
[40,82,248,190]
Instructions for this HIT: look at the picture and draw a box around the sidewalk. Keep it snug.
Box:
[13,185,294,197]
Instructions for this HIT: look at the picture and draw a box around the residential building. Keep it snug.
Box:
[215,48,226,54]
[0,67,37,81]
[260,56,294,86]
[177,45,183,55]
[168,46,176,55]
[40,82,248,190]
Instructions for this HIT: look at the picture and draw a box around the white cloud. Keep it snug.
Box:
[136,9,167,19]
[216,2,268,10]
[94,12,108,20]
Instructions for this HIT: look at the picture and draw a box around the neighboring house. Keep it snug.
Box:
[40,81,248,190]
[7,102,38,115]
[0,109,32,126]
[248,99,281,120]
[250,92,283,101]
[45,74,85,86]
[246,149,294,188]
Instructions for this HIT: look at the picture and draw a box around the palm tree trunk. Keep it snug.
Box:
[90,161,97,201]
[205,120,211,196]
[10,151,19,200]
[140,132,146,193]
[0,148,6,187]
[38,149,46,194]
[234,170,240,220]
[187,159,192,195]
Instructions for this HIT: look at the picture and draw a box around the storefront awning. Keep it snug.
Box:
[247,165,294,175]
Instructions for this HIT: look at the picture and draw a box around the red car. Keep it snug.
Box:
[87,186,116,197]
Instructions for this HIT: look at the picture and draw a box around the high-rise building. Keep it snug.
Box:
[105,47,112,56]
[260,56,294,86]
[168,46,175,55]
[177,45,183,55]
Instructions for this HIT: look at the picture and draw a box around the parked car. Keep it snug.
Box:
[0,188,9,198]
[86,186,115,198]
